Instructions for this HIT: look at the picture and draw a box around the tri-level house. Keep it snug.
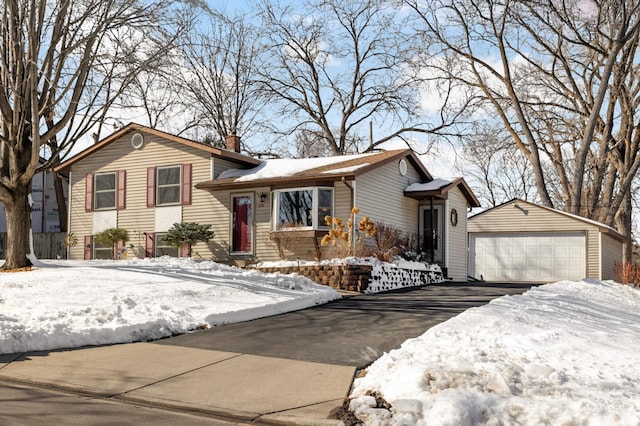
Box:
[55,123,480,281]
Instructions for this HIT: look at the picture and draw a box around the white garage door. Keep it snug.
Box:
[470,232,585,282]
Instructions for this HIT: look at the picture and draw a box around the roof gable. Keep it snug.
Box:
[196,149,432,190]
[470,198,623,240]
[404,177,481,208]
[54,123,260,172]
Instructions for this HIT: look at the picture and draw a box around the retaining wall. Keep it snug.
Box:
[256,263,444,293]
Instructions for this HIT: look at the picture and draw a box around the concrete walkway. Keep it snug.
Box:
[0,343,352,425]
[0,283,532,424]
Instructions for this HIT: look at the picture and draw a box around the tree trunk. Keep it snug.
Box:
[2,191,33,270]
[614,192,633,264]
[53,172,67,232]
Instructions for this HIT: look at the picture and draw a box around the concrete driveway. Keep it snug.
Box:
[154,282,533,368]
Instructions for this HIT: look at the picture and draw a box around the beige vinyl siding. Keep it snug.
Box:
[183,156,254,261]
[333,182,353,220]
[355,158,420,234]
[468,201,606,279]
[253,187,278,262]
[189,189,232,261]
[585,229,599,278]
[601,234,623,280]
[68,134,216,259]
[446,188,469,281]
[68,170,94,259]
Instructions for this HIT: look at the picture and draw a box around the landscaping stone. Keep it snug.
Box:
[255,263,444,293]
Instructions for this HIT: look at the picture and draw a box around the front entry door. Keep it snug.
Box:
[232,195,252,253]
[420,205,443,262]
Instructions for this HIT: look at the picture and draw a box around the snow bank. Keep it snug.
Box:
[0,257,340,355]
[350,279,640,425]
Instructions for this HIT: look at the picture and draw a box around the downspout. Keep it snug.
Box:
[342,176,355,253]
[342,176,355,210]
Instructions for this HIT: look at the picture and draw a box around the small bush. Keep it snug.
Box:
[365,222,410,262]
[94,228,129,260]
[614,261,640,287]
[163,222,214,257]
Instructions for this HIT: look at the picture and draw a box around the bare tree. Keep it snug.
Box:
[456,124,536,208]
[171,12,266,152]
[256,0,473,156]
[407,0,640,260]
[0,0,197,269]
[114,69,200,136]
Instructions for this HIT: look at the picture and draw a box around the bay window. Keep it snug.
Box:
[273,187,333,230]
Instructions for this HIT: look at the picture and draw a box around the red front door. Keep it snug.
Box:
[232,196,252,252]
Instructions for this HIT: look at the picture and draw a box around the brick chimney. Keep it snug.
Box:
[225,134,241,153]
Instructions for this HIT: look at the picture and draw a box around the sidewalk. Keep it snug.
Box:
[0,342,355,425]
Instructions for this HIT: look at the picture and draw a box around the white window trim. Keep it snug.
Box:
[94,171,116,211]
[93,241,113,260]
[154,232,179,258]
[156,165,182,206]
[272,187,334,231]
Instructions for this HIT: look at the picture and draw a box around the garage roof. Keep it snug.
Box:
[470,198,624,241]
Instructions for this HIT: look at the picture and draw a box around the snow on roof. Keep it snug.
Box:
[218,152,374,182]
[405,178,454,192]
[322,164,369,174]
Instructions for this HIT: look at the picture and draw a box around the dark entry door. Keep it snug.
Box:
[422,206,442,262]
[232,196,252,252]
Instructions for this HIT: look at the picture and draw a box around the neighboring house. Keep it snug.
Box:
[55,123,481,281]
[468,198,624,283]
[0,167,68,233]
[0,166,68,259]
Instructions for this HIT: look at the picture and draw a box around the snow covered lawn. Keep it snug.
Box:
[0,257,340,355]
[350,279,640,425]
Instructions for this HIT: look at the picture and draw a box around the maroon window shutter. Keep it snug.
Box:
[84,235,93,260]
[145,233,154,258]
[146,167,156,208]
[117,170,126,210]
[85,173,94,212]
[181,163,192,205]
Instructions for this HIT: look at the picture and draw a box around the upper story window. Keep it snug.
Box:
[157,165,181,205]
[94,172,116,210]
[146,164,191,207]
[85,170,126,212]
[273,187,333,230]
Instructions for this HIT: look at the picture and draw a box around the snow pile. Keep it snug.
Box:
[218,152,372,181]
[0,257,340,355]
[350,279,640,425]
[257,256,436,271]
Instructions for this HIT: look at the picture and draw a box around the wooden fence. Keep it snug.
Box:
[0,232,67,260]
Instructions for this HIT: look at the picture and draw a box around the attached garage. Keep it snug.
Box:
[468,199,624,283]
